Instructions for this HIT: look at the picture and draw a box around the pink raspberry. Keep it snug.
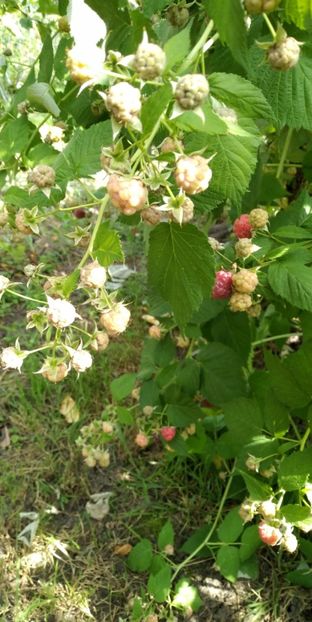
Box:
[160,426,176,442]
[233,214,252,239]
[258,521,282,546]
[212,270,233,299]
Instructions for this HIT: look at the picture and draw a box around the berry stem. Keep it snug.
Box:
[300,427,310,451]
[276,127,293,180]
[179,19,215,72]
[252,332,302,346]
[78,194,109,269]
[171,460,236,581]
[6,289,45,305]
[262,12,277,39]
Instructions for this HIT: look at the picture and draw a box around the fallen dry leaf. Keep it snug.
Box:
[113,543,132,556]
[0,426,10,449]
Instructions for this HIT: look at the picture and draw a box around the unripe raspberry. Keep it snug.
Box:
[58,15,70,32]
[99,303,130,336]
[142,314,159,325]
[106,82,141,125]
[258,521,282,546]
[15,209,32,234]
[66,45,104,84]
[60,395,80,423]
[232,269,258,294]
[247,303,262,318]
[143,405,153,416]
[97,450,110,468]
[245,0,280,14]
[229,293,253,312]
[107,174,147,215]
[208,237,221,251]
[167,5,189,27]
[245,455,260,471]
[141,207,161,225]
[239,500,258,523]
[160,426,176,442]
[80,260,107,289]
[212,270,233,300]
[174,155,212,195]
[282,533,298,553]
[176,334,190,348]
[164,544,174,556]
[235,238,253,258]
[46,296,77,328]
[131,387,140,401]
[160,137,183,153]
[0,275,10,292]
[0,203,9,226]
[68,348,93,373]
[102,421,113,434]
[28,164,55,188]
[1,347,27,372]
[175,74,209,110]
[149,325,161,340]
[90,331,109,352]
[171,197,194,223]
[233,214,252,238]
[249,208,269,229]
[42,361,69,383]
[259,500,277,519]
[85,455,97,468]
[135,432,149,448]
[134,42,166,80]
[267,37,301,71]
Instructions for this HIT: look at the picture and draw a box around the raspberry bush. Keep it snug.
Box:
[1,0,312,616]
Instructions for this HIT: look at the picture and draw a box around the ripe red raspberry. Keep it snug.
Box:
[160,426,176,442]
[258,521,282,546]
[233,214,252,239]
[212,270,233,299]
[74,208,86,219]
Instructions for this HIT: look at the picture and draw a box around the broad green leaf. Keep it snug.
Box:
[285,0,312,29]
[274,226,312,239]
[286,563,312,588]
[240,471,273,500]
[279,449,312,491]
[199,343,247,406]
[148,223,214,326]
[271,190,312,229]
[240,525,261,562]
[142,0,170,17]
[217,508,244,544]
[116,406,134,425]
[93,221,124,266]
[222,398,263,445]
[185,131,260,206]
[216,546,240,583]
[147,564,172,603]
[238,555,259,580]
[127,539,153,572]
[249,45,312,130]
[27,83,60,117]
[281,504,312,528]
[141,84,172,135]
[262,392,289,436]
[268,261,312,313]
[204,0,248,69]
[180,524,211,556]
[38,34,54,83]
[174,102,228,135]
[111,373,137,402]
[164,22,192,70]
[209,72,272,120]
[158,520,174,551]
[264,350,310,409]
[61,270,80,298]
[166,404,202,427]
[172,579,203,612]
[54,120,112,183]
[285,342,312,398]
[0,117,34,160]
[211,310,251,363]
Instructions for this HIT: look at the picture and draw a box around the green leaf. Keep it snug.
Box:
[217,508,244,544]
[211,310,251,363]
[268,261,312,313]
[204,0,248,69]
[264,350,310,409]
[0,117,34,160]
[185,132,260,206]
[93,221,124,266]
[166,404,202,427]
[240,471,273,500]
[216,546,240,583]
[142,0,170,18]
[209,72,272,119]
[285,0,312,29]
[116,406,134,425]
[198,343,247,406]
[27,82,60,117]
[180,524,211,556]
[61,270,79,298]
[279,449,312,491]
[141,84,172,134]
[238,555,259,580]
[222,398,263,445]
[172,579,203,612]
[158,520,174,551]
[274,226,312,239]
[38,34,54,83]
[262,393,289,436]
[147,564,172,603]
[148,223,214,326]
[111,373,137,402]
[286,563,312,588]
[240,525,261,562]
[249,45,312,130]
[281,504,312,528]
[127,539,153,572]
[164,22,192,70]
